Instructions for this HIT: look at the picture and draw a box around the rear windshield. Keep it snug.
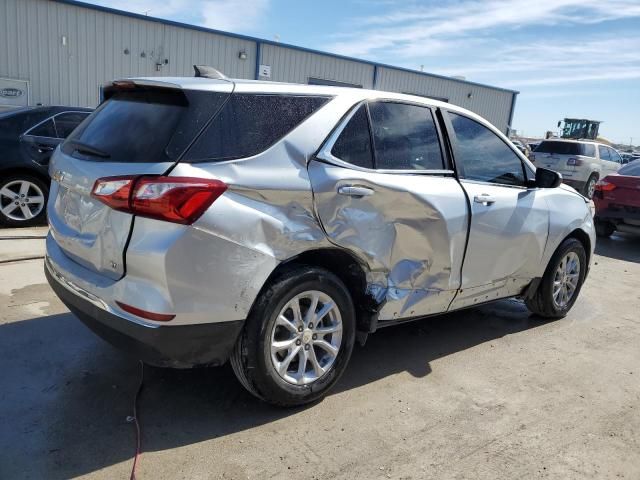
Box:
[185,94,330,162]
[535,141,595,157]
[619,160,640,176]
[62,88,228,162]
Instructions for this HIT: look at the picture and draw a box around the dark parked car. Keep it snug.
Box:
[593,160,640,237]
[0,106,92,226]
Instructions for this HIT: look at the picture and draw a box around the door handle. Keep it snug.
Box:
[37,145,55,153]
[337,186,375,197]
[474,194,496,205]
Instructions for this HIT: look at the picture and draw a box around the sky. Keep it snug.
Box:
[86,0,640,144]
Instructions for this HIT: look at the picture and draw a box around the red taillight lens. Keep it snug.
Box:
[595,180,616,192]
[567,157,583,166]
[91,176,227,224]
[116,301,175,322]
[91,176,134,211]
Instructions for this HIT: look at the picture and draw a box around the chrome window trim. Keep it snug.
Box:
[23,110,91,139]
[317,100,454,176]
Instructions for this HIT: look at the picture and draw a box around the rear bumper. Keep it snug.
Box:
[45,261,244,368]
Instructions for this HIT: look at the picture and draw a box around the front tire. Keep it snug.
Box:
[231,266,356,406]
[0,174,49,227]
[525,238,587,319]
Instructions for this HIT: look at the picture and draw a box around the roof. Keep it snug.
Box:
[51,0,519,95]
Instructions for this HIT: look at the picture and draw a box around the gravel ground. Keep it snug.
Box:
[0,229,638,480]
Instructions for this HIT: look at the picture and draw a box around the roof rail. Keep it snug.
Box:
[193,65,228,80]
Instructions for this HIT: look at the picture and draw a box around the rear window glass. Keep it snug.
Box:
[62,89,227,162]
[535,141,594,157]
[185,94,330,162]
[619,160,640,176]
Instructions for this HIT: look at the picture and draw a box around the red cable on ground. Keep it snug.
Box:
[129,360,145,480]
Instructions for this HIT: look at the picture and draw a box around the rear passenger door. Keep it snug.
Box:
[443,112,549,309]
[309,101,469,320]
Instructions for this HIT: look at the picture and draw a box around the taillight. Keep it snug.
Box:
[594,180,616,192]
[91,176,227,224]
[567,157,583,166]
[116,301,175,322]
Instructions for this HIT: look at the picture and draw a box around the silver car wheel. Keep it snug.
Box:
[0,180,45,221]
[552,251,580,308]
[270,290,343,385]
[586,177,597,198]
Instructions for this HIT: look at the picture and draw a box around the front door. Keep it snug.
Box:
[309,101,468,320]
[444,111,549,310]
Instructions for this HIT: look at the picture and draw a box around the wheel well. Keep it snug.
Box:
[567,228,591,264]
[0,167,50,187]
[264,248,378,332]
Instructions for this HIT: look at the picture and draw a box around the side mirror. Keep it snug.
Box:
[535,167,562,188]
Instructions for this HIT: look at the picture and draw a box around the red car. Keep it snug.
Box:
[593,160,640,237]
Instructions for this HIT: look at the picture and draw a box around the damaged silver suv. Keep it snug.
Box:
[45,73,595,406]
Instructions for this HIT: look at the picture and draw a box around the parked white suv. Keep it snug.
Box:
[531,139,623,198]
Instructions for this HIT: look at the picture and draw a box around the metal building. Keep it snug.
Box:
[0,0,518,132]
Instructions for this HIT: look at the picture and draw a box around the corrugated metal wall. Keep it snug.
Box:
[0,0,516,132]
[260,44,375,88]
[375,67,516,133]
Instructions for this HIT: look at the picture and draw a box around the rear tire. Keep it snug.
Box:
[0,174,49,227]
[583,174,598,199]
[595,219,615,238]
[525,238,587,319]
[230,266,356,407]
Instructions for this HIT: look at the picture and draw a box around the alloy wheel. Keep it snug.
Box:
[552,251,580,308]
[270,290,343,385]
[0,180,45,222]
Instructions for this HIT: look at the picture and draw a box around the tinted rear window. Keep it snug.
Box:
[185,94,330,162]
[535,141,594,156]
[63,89,227,162]
[619,160,640,176]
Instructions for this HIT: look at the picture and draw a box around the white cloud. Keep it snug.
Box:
[324,0,640,90]
[88,0,269,32]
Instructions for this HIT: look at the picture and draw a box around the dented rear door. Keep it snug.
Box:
[309,101,468,320]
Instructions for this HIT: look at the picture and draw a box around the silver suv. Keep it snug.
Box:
[45,75,595,406]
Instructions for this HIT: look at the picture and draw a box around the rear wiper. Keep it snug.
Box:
[67,140,111,159]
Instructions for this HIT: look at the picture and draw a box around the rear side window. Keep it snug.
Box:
[27,118,57,138]
[368,102,444,170]
[186,94,330,162]
[331,105,374,168]
[54,112,90,138]
[63,89,228,162]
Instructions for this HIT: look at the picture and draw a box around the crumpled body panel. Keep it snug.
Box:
[308,162,469,320]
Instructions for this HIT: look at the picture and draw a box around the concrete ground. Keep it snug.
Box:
[1,227,639,480]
